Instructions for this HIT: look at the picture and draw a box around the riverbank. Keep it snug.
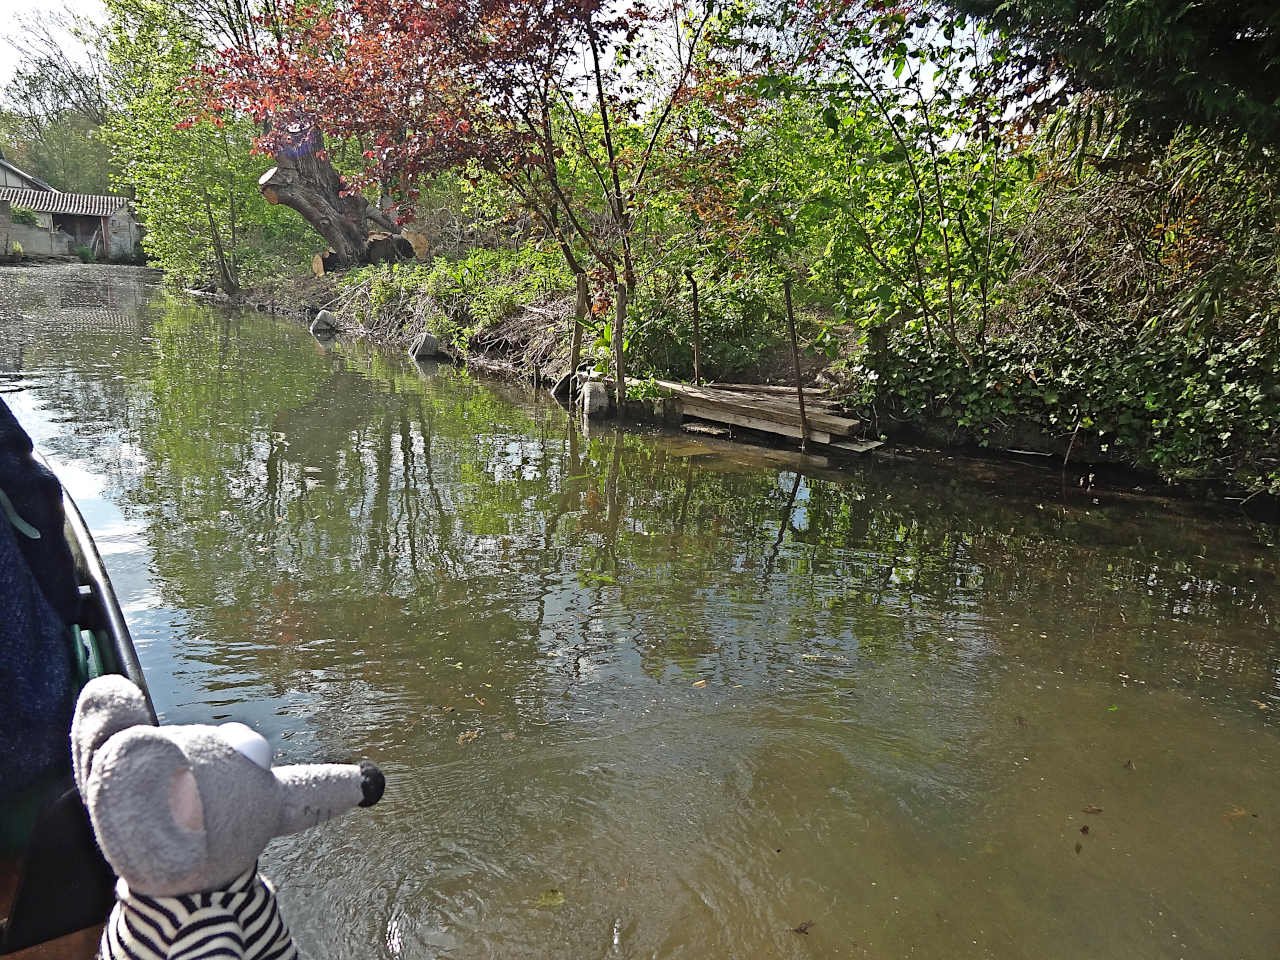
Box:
[214,263,1279,520]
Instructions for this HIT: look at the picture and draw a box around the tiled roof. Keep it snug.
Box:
[0,187,129,217]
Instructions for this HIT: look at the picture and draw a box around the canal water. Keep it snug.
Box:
[2,264,1277,958]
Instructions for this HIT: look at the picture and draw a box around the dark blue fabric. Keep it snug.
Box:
[0,398,78,796]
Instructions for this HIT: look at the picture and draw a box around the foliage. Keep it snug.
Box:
[0,109,114,194]
[9,206,40,227]
[998,133,1280,341]
[101,0,320,291]
[945,0,1280,151]
[9,0,1272,495]
[623,267,789,380]
[830,121,1280,492]
[199,0,717,399]
[74,244,96,263]
[339,246,573,351]
[853,321,1280,494]
[0,10,115,193]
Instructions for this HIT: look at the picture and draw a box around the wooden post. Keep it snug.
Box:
[613,282,627,408]
[685,269,702,386]
[783,278,810,452]
[569,272,588,403]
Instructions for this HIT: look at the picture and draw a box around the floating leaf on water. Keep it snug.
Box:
[1250,699,1270,711]
[1107,705,1119,712]
[535,888,566,908]
[1083,805,1103,814]
[1123,759,1135,770]
[692,679,707,688]
[1080,825,1089,835]
[457,729,480,745]
[790,921,814,935]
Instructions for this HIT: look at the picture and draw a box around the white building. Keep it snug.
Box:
[0,154,141,261]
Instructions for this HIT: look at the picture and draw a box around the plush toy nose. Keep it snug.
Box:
[358,760,385,807]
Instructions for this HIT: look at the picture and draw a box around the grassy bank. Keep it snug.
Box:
[243,224,1278,508]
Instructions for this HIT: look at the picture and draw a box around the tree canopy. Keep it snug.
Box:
[948,0,1280,148]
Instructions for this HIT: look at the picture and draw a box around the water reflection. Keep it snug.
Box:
[1,264,1277,959]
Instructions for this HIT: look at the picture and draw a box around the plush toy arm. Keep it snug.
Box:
[163,907,245,960]
[273,760,384,836]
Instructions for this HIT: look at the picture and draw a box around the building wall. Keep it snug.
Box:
[1,200,75,258]
[0,162,46,190]
[1,221,74,257]
[4,201,53,230]
[0,167,29,189]
[106,209,141,260]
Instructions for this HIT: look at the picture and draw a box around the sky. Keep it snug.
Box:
[0,0,105,89]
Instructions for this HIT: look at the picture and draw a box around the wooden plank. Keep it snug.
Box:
[1,854,20,920]
[6,925,103,960]
[826,438,884,454]
[704,381,830,398]
[657,381,858,436]
[714,389,848,413]
[681,421,730,437]
[681,401,833,444]
[695,384,847,413]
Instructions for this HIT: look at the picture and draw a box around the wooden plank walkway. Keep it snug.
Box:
[652,379,881,453]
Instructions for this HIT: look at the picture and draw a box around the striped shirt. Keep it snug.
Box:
[101,864,298,960]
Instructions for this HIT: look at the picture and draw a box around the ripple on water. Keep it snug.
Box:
[2,263,1277,959]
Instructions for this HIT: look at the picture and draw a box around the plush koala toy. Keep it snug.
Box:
[71,675,386,960]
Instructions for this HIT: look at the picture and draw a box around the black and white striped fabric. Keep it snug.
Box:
[100,863,298,960]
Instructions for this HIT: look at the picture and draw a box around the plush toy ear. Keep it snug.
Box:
[71,675,154,798]
[85,726,208,896]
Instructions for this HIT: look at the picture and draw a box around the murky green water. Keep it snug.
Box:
[3,263,1278,958]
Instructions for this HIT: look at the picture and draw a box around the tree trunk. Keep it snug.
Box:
[258,140,403,270]
[569,272,588,400]
[783,278,810,452]
[685,270,702,386]
[613,282,627,408]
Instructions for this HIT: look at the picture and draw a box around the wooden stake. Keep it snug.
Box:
[784,277,809,452]
[613,282,627,408]
[685,269,702,386]
[569,272,587,403]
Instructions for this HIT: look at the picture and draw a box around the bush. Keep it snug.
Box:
[10,206,39,227]
[74,245,96,263]
[626,268,790,381]
[848,323,1280,494]
[340,245,572,350]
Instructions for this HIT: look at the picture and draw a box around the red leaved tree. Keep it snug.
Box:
[198,0,713,400]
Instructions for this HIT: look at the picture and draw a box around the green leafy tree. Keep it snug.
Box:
[0,11,115,192]
[945,0,1280,149]
[102,0,320,290]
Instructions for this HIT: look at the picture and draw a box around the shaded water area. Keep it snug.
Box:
[2,263,1278,958]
